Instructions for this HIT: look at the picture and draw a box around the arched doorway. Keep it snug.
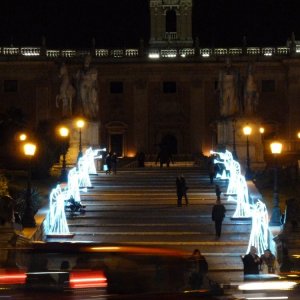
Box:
[161,134,177,155]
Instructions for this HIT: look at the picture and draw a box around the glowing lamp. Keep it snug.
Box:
[243,126,252,136]
[297,132,300,139]
[259,127,265,134]
[270,142,282,154]
[76,119,85,129]
[59,126,69,137]
[23,143,36,156]
[19,133,27,141]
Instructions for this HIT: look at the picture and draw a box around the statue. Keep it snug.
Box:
[0,195,15,225]
[76,55,98,119]
[218,58,241,117]
[56,63,76,117]
[244,64,259,115]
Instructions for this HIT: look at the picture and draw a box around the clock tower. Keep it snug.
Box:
[149,0,193,47]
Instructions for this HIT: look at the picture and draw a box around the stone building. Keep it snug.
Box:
[0,0,300,164]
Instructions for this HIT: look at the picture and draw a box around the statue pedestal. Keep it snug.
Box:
[64,120,100,165]
[217,117,265,172]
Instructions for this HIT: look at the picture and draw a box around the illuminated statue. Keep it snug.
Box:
[247,199,269,256]
[85,147,102,175]
[56,63,76,117]
[67,167,82,203]
[76,55,98,119]
[212,150,233,180]
[46,184,70,235]
[77,156,92,188]
[226,159,241,197]
[232,175,251,218]
[218,58,241,117]
[244,64,259,115]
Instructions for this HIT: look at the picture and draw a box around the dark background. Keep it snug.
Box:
[0,0,299,48]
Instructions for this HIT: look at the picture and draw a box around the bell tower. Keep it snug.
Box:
[149,0,193,47]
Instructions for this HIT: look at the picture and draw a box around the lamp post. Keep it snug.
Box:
[232,119,238,160]
[19,133,27,142]
[269,141,283,226]
[22,142,36,227]
[76,118,85,161]
[243,125,252,180]
[59,126,69,182]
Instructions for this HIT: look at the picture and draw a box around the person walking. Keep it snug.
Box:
[241,246,262,280]
[176,175,189,207]
[211,198,226,238]
[215,184,221,201]
[188,249,208,289]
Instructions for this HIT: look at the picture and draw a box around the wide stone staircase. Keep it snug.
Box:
[47,163,251,287]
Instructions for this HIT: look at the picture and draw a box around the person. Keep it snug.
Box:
[260,249,279,274]
[215,184,221,201]
[241,246,262,279]
[105,153,112,174]
[156,145,173,168]
[76,54,98,119]
[176,175,188,207]
[211,198,226,238]
[111,152,118,174]
[188,249,208,289]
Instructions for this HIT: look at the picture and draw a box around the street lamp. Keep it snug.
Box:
[22,142,37,227]
[269,141,283,226]
[76,118,85,161]
[243,125,252,179]
[58,126,69,182]
[19,133,27,141]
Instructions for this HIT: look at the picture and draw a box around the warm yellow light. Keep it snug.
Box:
[243,126,252,136]
[270,141,282,154]
[19,133,27,141]
[76,119,85,129]
[259,127,265,134]
[297,132,300,139]
[24,143,36,156]
[59,127,69,137]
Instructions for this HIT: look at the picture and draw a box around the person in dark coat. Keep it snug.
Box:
[188,249,208,289]
[211,198,226,238]
[105,153,112,174]
[241,246,262,280]
[137,151,146,167]
[156,145,173,168]
[176,175,188,207]
[111,152,118,174]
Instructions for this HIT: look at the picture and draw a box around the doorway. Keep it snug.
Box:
[161,134,177,155]
[110,134,123,157]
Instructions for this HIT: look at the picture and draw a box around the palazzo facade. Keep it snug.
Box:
[0,0,300,160]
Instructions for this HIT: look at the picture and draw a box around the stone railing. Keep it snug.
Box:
[0,44,299,59]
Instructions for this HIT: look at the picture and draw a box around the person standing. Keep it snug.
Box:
[241,246,261,280]
[176,175,189,207]
[188,249,208,289]
[111,152,118,174]
[211,198,226,238]
[208,161,215,184]
[105,153,112,175]
[260,249,279,274]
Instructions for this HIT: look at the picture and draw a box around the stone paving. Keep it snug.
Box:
[47,165,251,285]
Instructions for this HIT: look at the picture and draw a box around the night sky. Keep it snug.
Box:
[0,0,299,49]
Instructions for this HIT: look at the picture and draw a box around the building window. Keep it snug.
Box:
[4,80,18,92]
[261,80,275,93]
[163,81,176,93]
[110,81,123,94]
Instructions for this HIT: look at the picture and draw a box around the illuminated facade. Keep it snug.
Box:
[0,1,300,160]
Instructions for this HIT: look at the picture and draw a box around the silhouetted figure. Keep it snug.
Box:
[111,152,118,174]
[156,145,173,168]
[105,153,112,174]
[176,175,188,207]
[241,246,261,280]
[211,198,226,238]
[215,184,221,201]
[188,249,208,289]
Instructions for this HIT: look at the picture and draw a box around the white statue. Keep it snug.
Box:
[76,55,98,119]
[56,63,75,117]
[218,58,241,117]
[244,64,259,115]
